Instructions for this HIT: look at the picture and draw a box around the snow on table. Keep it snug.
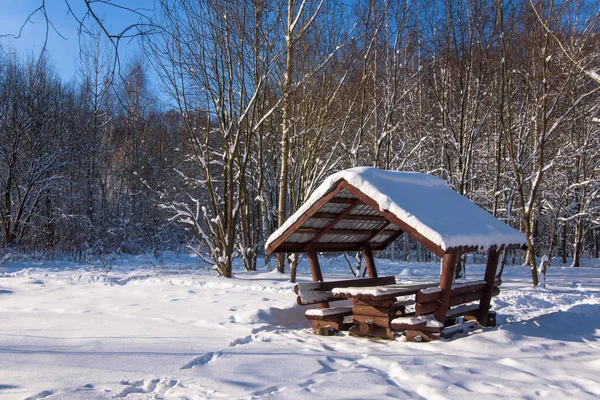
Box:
[332,282,438,299]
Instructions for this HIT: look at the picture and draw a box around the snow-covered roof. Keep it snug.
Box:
[266,167,527,255]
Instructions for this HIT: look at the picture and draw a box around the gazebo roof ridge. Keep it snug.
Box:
[266,167,527,255]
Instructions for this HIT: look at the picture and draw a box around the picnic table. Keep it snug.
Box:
[332,282,439,339]
[330,280,500,340]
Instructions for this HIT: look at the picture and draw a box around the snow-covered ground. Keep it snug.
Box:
[1,254,600,399]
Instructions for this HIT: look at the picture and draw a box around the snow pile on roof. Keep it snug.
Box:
[266,167,527,252]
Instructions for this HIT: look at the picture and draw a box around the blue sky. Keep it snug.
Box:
[0,0,151,81]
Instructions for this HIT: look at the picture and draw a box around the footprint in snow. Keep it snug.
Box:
[253,385,280,396]
[115,377,177,397]
[181,351,223,369]
[24,390,54,400]
[229,335,255,346]
[321,344,336,352]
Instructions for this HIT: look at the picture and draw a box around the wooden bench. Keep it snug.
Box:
[390,279,501,341]
[294,276,396,335]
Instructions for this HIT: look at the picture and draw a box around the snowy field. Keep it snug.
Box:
[1,254,600,399]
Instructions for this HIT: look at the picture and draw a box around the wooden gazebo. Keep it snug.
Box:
[266,167,527,335]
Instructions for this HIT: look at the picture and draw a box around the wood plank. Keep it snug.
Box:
[265,180,347,254]
[351,298,397,308]
[415,301,438,316]
[416,288,499,315]
[435,251,460,322]
[416,280,501,303]
[353,315,391,328]
[339,181,446,257]
[352,304,394,318]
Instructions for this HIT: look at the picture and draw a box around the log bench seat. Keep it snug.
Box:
[294,276,396,335]
[305,306,354,335]
[305,306,353,320]
[390,280,502,342]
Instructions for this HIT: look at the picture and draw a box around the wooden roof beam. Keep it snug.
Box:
[297,228,398,236]
[311,213,387,222]
[265,180,347,254]
[272,241,392,253]
[309,198,360,243]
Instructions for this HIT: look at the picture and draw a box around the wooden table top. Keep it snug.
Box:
[331,281,439,301]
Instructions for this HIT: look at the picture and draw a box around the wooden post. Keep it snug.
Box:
[306,244,324,282]
[305,244,328,308]
[477,247,499,325]
[362,242,378,278]
[434,250,459,323]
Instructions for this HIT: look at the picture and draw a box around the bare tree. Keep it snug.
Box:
[148,0,282,277]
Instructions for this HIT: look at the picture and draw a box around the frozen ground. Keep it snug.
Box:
[1,254,600,399]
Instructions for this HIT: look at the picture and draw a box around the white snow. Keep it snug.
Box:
[1,254,600,399]
[305,306,352,317]
[266,167,528,252]
[420,279,488,295]
[331,282,437,297]
[421,286,443,295]
[392,313,445,328]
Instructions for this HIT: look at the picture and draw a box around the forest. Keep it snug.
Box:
[0,0,599,283]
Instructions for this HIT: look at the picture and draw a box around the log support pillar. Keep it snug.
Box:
[477,247,499,325]
[362,242,378,278]
[305,244,328,308]
[435,250,459,323]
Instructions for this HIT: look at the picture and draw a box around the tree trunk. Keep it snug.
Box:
[595,229,599,259]
[289,252,299,283]
[561,221,567,264]
[276,0,297,274]
[572,222,583,267]
[524,212,539,286]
